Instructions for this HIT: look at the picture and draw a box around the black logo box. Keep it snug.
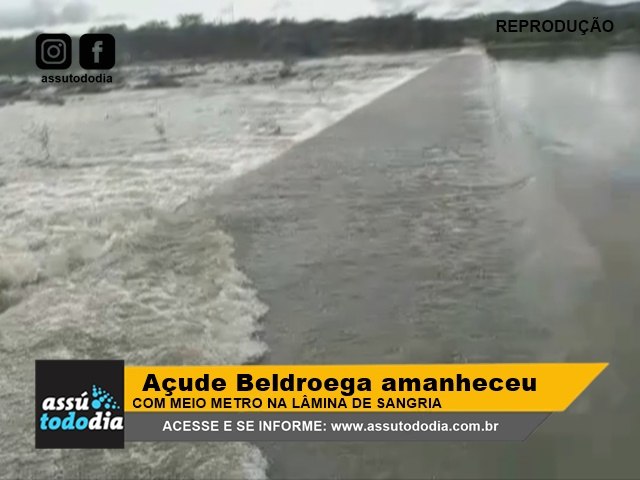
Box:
[35,33,116,70]
[35,360,124,449]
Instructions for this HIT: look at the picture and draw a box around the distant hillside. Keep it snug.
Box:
[485,1,640,20]
[547,1,623,13]
[0,1,639,74]
[549,1,640,13]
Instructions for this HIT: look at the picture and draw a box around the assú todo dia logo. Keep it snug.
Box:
[35,360,125,449]
[39,384,123,431]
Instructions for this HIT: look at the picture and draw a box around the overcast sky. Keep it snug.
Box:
[0,0,631,37]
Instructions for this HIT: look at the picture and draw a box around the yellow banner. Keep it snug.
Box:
[124,363,607,413]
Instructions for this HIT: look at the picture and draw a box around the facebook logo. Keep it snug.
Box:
[79,33,115,70]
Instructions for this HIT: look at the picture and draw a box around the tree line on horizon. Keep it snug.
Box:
[1,3,640,74]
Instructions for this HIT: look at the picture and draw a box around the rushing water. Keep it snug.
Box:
[0,52,444,479]
[1,48,639,479]
[213,50,640,479]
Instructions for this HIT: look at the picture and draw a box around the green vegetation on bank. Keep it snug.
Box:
[1,1,639,73]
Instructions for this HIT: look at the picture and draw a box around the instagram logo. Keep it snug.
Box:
[36,33,72,69]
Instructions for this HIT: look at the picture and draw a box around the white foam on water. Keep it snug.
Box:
[0,50,451,478]
[292,56,446,144]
